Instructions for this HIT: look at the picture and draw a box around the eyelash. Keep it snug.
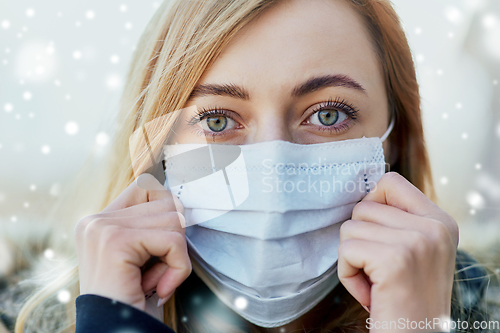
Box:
[305,97,359,134]
[186,97,359,138]
[186,107,238,139]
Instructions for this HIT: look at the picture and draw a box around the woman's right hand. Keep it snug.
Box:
[74,173,191,312]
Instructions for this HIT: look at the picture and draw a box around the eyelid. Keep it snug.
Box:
[303,97,359,123]
[188,106,243,125]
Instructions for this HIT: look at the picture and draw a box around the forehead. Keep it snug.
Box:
[200,0,382,95]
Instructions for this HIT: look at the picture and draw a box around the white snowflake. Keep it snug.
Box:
[444,6,461,24]
[41,145,51,154]
[234,297,248,310]
[65,121,79,135]
[73,50,82,60]
[86,10,95,20]
[466,191,485,209]
[482,14,497,29]
[44,248,55,259]
[110,54,120,64]
[106,74,122,90]
[96,132,110,146]
[57,290,71,303]
[46,45,55,55]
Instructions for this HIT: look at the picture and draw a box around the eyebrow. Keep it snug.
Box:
[188,74,366,101]
[291,74,366,97]
[189,83,250,101]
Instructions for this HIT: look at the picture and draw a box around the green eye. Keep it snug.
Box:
[206,116,228,132]
[317,110,339,126]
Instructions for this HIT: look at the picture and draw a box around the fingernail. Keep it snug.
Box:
[362,305,371,313]
[157,291,174,308]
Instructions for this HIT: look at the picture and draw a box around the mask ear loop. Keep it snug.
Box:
[380,95,397,143]
[380,117,395,143]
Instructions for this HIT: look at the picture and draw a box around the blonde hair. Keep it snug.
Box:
[13,0,487,332]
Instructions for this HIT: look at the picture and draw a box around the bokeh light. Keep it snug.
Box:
[57,289,71,303]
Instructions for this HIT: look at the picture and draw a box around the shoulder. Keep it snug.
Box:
[453,249,491,322]
[0,249,38,333]
[454,249,489,301]
[455,249,489,287]
[0,276,14,333]
[0,237,24,333]
[0,224,56,332]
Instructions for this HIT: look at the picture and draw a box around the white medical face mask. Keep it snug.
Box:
[163,120,394,328]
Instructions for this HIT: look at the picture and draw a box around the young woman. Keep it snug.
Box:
[10,0,493,332]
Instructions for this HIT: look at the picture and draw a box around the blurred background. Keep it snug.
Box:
[0,0,499,254]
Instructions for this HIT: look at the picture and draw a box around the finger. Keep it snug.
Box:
[127,229,191,298]
[338,239,383,307]
[90,212,186,232]
[141,261,170,293]
[339,219,441,259]
[95,197,182,220]
[103,173,184,214]
[364,172,439,218]
[361,174,458,246]
[352,201,445,236]
[340,219,411,244]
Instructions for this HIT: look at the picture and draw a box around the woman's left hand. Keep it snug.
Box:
[338,172,459,333]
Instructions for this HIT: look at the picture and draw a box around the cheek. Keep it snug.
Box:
[382,139,399,170]
[382,140,391,164]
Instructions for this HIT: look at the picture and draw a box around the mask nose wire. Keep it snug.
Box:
[380,116,395,143]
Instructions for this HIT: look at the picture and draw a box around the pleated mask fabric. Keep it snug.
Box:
[162,119,393,327]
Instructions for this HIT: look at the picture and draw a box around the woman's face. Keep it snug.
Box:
[175,0,390,153]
